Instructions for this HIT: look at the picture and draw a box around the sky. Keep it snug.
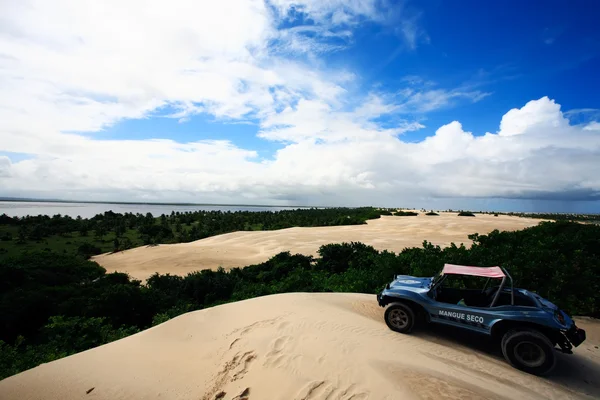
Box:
[1,0,599,212]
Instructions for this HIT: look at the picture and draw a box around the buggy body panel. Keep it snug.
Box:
[377,269,585,348]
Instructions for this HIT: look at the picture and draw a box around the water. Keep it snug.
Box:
[0,201,308,219]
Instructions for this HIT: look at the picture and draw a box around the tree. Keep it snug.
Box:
[17,226,27,243]
[120,237,134,250]
[79,223,89,237]
[94,223,107,239]
[394,211,418,216]
[114,222,126,238]
[77,243,102,259]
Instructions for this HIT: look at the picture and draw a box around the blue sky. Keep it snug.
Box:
[1,0,599,211]
[98,0,600,149]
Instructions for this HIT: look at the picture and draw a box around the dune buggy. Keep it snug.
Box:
[377,264,586,375]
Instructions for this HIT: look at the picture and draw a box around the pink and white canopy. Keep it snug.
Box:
[442,263,505,278]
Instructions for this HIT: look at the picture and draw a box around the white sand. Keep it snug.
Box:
[93,213,546,281]
[1,293,598,399]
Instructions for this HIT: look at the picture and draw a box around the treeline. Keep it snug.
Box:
[0,207,383,258]
[474,211,600,222]
[394,211,419,216]
[1,221,599,379]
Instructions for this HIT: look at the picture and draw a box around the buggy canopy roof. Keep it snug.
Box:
[442,264,505,279]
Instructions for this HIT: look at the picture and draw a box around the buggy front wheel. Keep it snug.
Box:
[384,303,415,333]
[501,329,556,376]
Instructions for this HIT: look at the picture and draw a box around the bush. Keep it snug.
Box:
[77,243,103,259]
[317,242,378,274]
[458,211,476,217]
[0,317,137,379]
[394,211,418,216]
[426,212,439,216]
[40,316,138,353]
[151,304,194,326]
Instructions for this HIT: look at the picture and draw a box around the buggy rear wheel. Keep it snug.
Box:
[384,303,415,333]
[501,329,556,376]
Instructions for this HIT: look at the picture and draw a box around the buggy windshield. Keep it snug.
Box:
[433,263,514,307]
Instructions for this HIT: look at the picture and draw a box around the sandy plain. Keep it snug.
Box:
[93,213,546,281]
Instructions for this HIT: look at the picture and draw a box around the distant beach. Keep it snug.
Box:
[0,201,309,219]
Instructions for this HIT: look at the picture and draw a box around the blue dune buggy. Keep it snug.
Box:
[377,264,586,375]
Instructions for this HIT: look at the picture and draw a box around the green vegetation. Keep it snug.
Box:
[394,211,419,216]
[377,209,395,216]
[458,211,476,217]
[426,212,439,216]
[1,209,599,380]
[0,207,383,260]
[478,211,600,223]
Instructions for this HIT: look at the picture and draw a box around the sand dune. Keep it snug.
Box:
[1,293,598,399]
[93,213,545,281]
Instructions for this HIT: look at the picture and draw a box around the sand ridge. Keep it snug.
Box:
[1,293,598,399]
[93,213,546,281]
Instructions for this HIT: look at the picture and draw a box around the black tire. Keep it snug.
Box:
[501,329,556,376]
[384,303,415,333]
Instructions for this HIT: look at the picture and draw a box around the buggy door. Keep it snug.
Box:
[429,301,493,334]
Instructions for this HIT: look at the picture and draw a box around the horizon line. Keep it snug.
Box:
[0,197,333,209]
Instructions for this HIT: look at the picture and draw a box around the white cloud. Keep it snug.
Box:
[3,96,600,205]
[0,157,12,178]
[584,121,600,131]
[269,0,380,25]
[498,97,568,136]
[396,88,491,114]
[1,0,365,133]
[1,2,599,206]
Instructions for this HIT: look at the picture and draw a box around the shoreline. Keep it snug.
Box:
[0,198,324,209]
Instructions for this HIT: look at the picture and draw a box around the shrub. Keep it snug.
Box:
[394,211,418,216]
[426,212,439,216]
[317,242,378,274]
[77,243,103,259]
[458,211,475,217]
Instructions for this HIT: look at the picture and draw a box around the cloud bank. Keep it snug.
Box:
[1,1,599,207]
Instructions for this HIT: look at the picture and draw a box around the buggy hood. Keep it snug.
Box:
[390,275,434,289]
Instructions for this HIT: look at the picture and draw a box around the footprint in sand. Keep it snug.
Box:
[232,352,256,381]
[264,335,292,368]
[202,351,257,400]
[231,387,250,400]
[296,380,368,400]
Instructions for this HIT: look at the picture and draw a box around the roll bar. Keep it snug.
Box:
[504,267,515,305]
[489,267,514,307]
[430,266,515,307]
